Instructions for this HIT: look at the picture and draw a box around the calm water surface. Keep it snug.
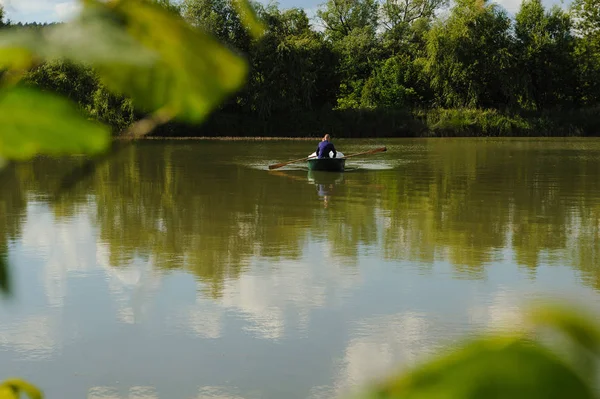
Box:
[2,138,600,398]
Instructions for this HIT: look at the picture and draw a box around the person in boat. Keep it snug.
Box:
[316,134,337,159]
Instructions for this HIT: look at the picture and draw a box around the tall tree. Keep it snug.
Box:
[571,0,600,41]
[316,0,380,109]
[243,6,338,116]
[424,0,514,108]
[515,0,575,109]
[571,0,600,105]
[360,54,418,108]
[181,0,252,52]
[380,0,446,31]
[316,0,378,40]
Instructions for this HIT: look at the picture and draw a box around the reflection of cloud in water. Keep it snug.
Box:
[468,289,523,332]
[176,242,361,340]
[333,312,431,396]
[97,245,164,325]
[88,386,158,399]
[306,385,337,399]
[21,202,97,308]
[173,298,223,339]
[0,315,58,360]
[88,385,247,399]
[195,386,246,399]
[16,201,163,331]
[218,250,361,340]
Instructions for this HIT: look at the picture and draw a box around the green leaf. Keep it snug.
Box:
[0,0,248,123]
[0,87,110,160]
[95,0,247,122]
[0,47,35,71]
[231,0,266,38]
[528,303,600,354]
[0,379,42,399]
[362,336,594,399]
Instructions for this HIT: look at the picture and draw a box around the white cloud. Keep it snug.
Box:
[492,0,571,13]
[54,1,80,21]
[493,0,524,13]
[1,0,79,23]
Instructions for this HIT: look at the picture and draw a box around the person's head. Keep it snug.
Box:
[323,134,330,142]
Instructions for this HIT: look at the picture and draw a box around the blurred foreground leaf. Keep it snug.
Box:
[0,9,156,72]
[0,87,110,160]
[96,0,248,122]
[366,336,594,399]
[231,0,266,38]
[0,0,253,128]
[0,379,42,399]
[528,303,600,354]
[0,47,34,71]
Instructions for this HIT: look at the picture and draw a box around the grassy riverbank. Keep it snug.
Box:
[150,107,600,138]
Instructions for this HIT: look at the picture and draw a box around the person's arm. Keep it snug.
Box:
[316,145,320,157]
[331,144,337,158]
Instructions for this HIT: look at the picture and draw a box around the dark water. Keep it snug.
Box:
[2,138,600,398]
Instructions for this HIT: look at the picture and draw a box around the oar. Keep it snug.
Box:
[339,146,387,159]
[269,155,314,170]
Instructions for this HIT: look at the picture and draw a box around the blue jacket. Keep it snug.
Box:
[316,140,336,159]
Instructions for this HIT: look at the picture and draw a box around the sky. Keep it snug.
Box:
[0,0,571,24]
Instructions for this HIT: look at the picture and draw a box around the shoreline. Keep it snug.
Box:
[110,107,600,140]
[117,136,319,141]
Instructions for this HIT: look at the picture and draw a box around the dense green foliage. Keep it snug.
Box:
[3,0,600,136]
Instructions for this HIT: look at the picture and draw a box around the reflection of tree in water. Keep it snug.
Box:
[3,140,600,294]
[0,164,28,294]
[375,140,600,283]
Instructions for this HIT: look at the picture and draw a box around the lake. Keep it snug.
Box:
[2,138,600,399]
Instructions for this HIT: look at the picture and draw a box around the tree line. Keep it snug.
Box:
[1,0,599,136]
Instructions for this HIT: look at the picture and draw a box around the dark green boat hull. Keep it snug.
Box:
[307,158,345,172]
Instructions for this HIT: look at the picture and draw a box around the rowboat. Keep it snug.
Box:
[307,151,345,172]
[268,147,385,171]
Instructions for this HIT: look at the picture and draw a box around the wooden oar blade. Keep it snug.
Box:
[268,155,311,170]
[371,146,387,154]
[340,146,387,159]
